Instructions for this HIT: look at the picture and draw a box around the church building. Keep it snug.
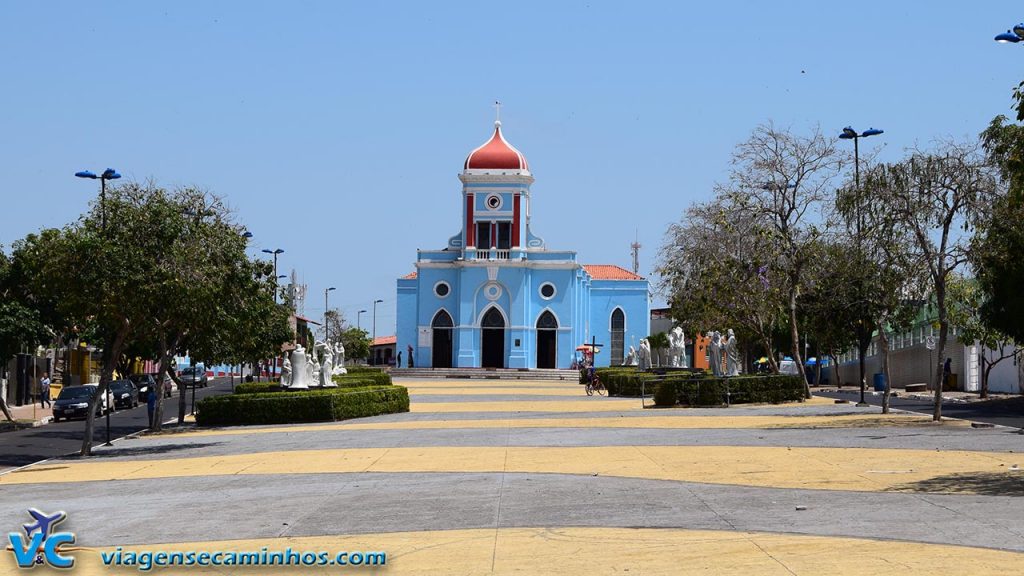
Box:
[396,120,649,370]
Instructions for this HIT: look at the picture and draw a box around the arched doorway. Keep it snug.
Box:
[610,308,625,365]
[536,310,558,369]
[432,310,454,368]
[481,307,505,368]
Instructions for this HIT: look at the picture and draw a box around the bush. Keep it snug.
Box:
[653,380,678,406]
[653,375,806,407]
[333,370,391,386]
[196,385,409,426]
[234,382,282,395]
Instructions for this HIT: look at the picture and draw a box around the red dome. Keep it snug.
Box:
[464,121,529,171]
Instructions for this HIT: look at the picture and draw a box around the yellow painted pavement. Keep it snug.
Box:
[4,445,1018,494]
[10,527,1022,575]
[409,399,640,412]
[151,413,962,439]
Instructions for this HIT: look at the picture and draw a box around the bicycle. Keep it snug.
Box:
[585,374,606,396]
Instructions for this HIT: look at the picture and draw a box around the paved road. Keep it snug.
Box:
[3,378,1022,575]
[815,387,1024,429]
[0,377,236,470]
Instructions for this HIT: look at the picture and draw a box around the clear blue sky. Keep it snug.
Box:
[2,1,1022,336]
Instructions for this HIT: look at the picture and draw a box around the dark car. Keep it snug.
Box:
[52,385,111,422]
[129,374,157,400]
[179,366,208,388]
[109,379,139,409]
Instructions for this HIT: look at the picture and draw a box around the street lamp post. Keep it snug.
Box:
[261,249,285,302]
[75,168,121,232]
[372,299,383,365]
[839,126,884,407]
[234,230,253,392]
[75,167,121,446]
[357,309,367,331]
[994,24,1024,43]
[324,287,336,341]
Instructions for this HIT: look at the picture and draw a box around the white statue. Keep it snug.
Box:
[317,341,337,387]
[708,331,723,377]
[309,347,322,388]
[623,345,638,366]
[725,328,740,377]
[289,345,310,389]
[280,356,292,387]
[331,341,348,376]
[638,338,652,370]
[669,326,687,368]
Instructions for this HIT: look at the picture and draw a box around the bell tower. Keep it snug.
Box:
[449,120,539,258]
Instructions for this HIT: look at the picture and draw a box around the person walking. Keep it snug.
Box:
[397,351,402,369]
[39,372,52,408]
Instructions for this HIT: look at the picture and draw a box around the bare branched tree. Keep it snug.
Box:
[866,140,999,420]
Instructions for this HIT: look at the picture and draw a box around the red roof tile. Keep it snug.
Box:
[583,264,644,280]
[371,335,397,347]
[401,271,418,279]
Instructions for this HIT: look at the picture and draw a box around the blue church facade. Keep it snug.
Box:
[396,120,649,370]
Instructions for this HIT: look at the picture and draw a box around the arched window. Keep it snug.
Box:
[537,310,557,329]
[432,310,454,328]
[482,307,505,328]
[610,309,625,365]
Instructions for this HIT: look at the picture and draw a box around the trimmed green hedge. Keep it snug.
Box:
[196,385,409,426]
[653,375,806,407]
[333,369,391,387]
[234,382,281,395]
[588,367,805,407]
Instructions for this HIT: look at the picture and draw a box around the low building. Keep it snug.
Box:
[370,335,397,366]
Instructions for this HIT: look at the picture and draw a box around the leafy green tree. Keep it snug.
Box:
[947,276,1021,397]
[0,247,50,421]
[646,332,670,367]
[340,327,370,363]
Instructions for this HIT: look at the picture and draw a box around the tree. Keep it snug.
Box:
[719,124,842,388]
[659,196,787,374]
[866,141,998,420]
[339,327,370,363]
[947,276,1021,397]
[647,332,670,367]
[0,247,50,422]
[319,310,345,343]
[799,239,859,389]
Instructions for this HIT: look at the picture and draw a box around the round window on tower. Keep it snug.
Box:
[485,194,502,210]
[434,281,451,298]
[539,283,556,300]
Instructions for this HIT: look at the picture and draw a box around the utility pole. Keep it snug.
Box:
[630,229,641,276]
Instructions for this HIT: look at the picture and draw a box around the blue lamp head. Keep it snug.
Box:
[241,231,253,239]
[101,168,121,180]
[862,128,884,137]
[75,170,98,179]
[840,127,857,139]
[996,31,1022,43]
[1014,23,1024,38]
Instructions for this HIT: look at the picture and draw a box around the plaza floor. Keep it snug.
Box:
[1,378,1022,574]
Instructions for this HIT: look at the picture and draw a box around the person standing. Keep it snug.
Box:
[39,372,51,408]
[146,387,157,429]
[397,351,402,369]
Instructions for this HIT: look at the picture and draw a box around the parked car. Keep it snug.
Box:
[129,374,157,400]
[179,366,208,388]
[109,379,140,409]
[52,385,113,422]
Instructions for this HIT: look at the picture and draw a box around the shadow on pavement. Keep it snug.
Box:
[892,471,1024,496]
[57,442,225,460]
